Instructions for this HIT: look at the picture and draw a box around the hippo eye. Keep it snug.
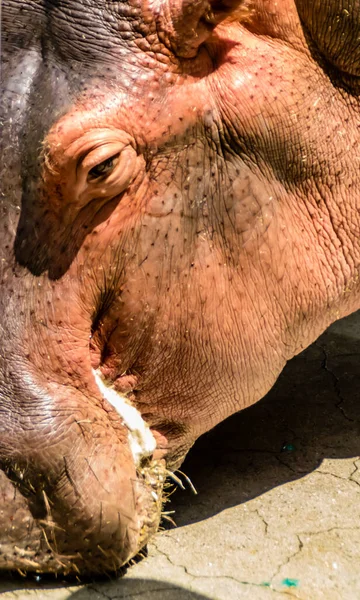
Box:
[63,131,141,203]
[88,154,120,180]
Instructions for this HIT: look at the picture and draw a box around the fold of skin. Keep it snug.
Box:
[1,0,359,575]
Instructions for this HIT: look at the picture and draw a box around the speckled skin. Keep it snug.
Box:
[1,0,359,576]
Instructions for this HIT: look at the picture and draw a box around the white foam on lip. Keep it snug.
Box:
[93,369,156,466]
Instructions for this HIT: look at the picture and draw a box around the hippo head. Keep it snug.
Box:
[1,0,359,575]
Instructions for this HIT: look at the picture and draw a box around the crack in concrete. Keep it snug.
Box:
[269,535,303,599]
[151,541,194,579]
[274,454,306,475]
[152,540,297,596]
[148,522,360,599]
[315,468,360,490]
[316,342,354,422]
[252,508,269,535]
[350,458,360,487]
[279,525,360,580]
[299,525,360,539]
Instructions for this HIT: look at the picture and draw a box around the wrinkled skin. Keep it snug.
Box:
[1,0,360,575]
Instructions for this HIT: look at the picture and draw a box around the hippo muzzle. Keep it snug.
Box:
[0,318,165,573]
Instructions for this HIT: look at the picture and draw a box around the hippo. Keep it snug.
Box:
[1,0,359,576]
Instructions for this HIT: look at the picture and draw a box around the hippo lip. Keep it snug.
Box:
[92,367,166,558]
[92,368,156,467]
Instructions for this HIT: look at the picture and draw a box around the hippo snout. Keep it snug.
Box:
[0,359,165,574]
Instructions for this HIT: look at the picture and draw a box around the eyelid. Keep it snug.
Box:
[80,142,128,174]
[62,129,134,173]
[94,146,138,190]
[71,143,139,203]
[53,129,140,204]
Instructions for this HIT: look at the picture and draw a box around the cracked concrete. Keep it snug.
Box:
[2,312,360,600]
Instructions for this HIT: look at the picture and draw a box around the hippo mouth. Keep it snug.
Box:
[91,368,167,559]
[0,362,167,576]
[92,369,156,467]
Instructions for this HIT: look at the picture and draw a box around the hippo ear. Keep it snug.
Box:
[153,0,250,58]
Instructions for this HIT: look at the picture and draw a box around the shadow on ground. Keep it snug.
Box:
[167,312,360,527]
[69,580,212,599]
[0,575,212,599]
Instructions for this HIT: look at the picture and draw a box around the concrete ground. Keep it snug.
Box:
[1,312,360,600]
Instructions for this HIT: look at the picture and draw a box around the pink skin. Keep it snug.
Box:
[1,0,359,575]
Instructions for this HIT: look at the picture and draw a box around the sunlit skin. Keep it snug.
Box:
[1,0,359,575]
